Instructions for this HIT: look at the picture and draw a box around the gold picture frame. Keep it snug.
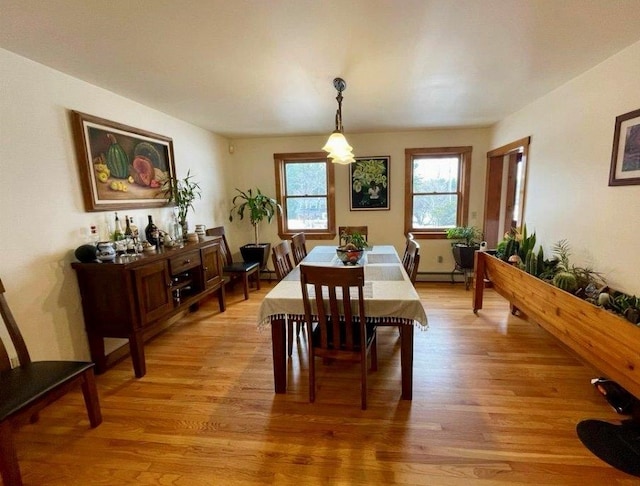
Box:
[71,111,176,211]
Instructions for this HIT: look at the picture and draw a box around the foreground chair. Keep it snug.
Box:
[0,278,102,486]
[206,226,260,300]
[300,264,377,410]
[402,237,420,284]
[338,226,368,246]
[271,241,302,356]
[290,232,308,265]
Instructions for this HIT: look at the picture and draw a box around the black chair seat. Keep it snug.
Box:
[223,261,259,274]
[0,361,95,421]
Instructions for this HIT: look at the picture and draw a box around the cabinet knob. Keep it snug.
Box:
[183,259,191,264]
[204,266,208,272]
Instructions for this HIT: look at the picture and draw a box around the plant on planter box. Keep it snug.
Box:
[229,188,282,268]
[162,169,201,237]
[446,226,483,269]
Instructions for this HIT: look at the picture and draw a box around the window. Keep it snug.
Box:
[404,146,472,238]
[274,152,336,240]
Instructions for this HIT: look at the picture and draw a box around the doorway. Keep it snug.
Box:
[483,137,530,248]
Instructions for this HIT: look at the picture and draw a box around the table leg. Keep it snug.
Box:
[400,324,414,400]
[271,317,287,393]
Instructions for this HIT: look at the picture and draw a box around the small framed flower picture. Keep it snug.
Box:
[349,156,390,211]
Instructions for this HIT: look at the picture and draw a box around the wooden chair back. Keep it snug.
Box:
[205,226,233,266]
[402,237,420,284]
[290,232,308,265]
[272,240,294,280]
[0,278,31,371]
[338,226,368,246]
[299,264,376,409]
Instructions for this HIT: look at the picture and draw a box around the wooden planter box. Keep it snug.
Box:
[473,251,640,399]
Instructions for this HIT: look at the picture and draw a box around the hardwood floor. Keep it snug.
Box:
[10,282,637,485]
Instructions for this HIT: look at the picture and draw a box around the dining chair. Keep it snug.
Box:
[206,226,260,300]
[299,264,377,410]
[271,240,302,356]
[338,226,368,246]
[402,237,420,284]
[290,232,308,265]
[0,277,102,486]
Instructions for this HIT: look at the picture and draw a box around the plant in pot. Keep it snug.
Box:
[229,188,282,269]
[446,226,483,270]
[336,230,368,265]
[162,169,201,238]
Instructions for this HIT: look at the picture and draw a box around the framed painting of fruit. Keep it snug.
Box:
[71,110,177,211]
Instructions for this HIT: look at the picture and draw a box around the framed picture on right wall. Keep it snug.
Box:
[609,108,640,186]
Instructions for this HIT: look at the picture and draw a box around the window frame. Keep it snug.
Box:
[404,146,472,239]
[274,152,336,240]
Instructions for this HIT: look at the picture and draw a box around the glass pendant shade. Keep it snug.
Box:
[322,131,352,154]
[330,153,355,165]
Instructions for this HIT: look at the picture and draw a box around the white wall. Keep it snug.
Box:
[0,49,231,361]
[491,41,640,295]
[227,129,491,271]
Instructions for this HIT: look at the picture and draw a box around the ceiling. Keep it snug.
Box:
[2,0,640,139]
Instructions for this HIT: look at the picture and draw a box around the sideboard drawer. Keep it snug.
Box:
[170,250,201,275]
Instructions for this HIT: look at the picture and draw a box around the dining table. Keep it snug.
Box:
[257,245,428,400]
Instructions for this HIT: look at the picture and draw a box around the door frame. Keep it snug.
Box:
[483,137,531,248]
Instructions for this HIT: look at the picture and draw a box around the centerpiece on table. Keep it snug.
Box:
[336,230,368,265]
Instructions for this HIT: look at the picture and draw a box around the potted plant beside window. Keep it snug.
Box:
[229,188,282,269]
[446,226,483,270]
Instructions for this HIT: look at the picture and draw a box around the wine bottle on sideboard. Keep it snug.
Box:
[145,215,159,247]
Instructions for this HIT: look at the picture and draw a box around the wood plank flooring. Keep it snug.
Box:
[10,282,637,485]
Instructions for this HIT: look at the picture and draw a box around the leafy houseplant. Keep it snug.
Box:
[446,226,483,270]
[339,230,368,250]
[446,226,483,247]
[229,188,282,268]
[162,169,201,235]
[337,230,368,265]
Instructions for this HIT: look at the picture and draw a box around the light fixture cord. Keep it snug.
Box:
[333,77,346,133]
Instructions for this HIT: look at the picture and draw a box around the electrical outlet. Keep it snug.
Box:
[10,356,19,368]
[437,255,443,263]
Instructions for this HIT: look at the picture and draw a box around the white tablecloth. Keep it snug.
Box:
[257,245,428,329]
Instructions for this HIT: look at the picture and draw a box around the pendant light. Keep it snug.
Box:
[322,77,355,164]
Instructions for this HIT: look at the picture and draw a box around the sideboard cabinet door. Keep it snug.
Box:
[133,259,173,326]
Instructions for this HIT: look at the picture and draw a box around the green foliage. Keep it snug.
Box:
[445,226,482,247]
[340,231,368,250]
[162,169,201,224]
[229,188,282,246]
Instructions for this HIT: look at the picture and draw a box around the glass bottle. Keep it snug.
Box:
[113,212,124,241]
[89,225,99,246]
[173,212,184,247]
[145,215,159,247]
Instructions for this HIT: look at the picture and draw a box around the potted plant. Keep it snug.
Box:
[336,230,368,265]
[229,188,282,268]
[162,169,201,237]
[446,226,482,270]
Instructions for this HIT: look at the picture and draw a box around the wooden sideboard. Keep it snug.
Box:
[72,236,225,377]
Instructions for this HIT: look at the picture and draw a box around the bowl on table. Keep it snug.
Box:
[336,247,364,265]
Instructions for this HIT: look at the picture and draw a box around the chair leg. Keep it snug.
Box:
[287,321,294,357]
[309,353,316,403]
[0,420,22,486]
[361,357,368,410]
[81,369,103,428]
[371,333,378,372]
[242,274,250,300]
[255,269,260,290]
